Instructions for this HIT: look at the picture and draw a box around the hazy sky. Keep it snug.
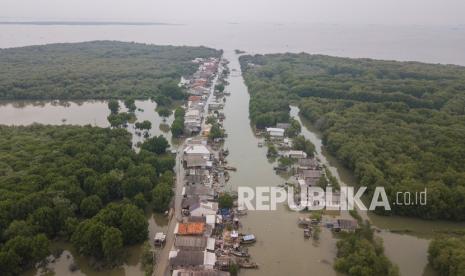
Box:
[2,0,465,25]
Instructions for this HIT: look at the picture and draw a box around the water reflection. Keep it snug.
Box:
[0,99,180,148]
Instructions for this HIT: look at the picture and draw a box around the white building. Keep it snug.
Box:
[284,150,307,159]
[266,127,285,137]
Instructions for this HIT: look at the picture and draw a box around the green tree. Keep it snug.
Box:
[209,123,225,140]
[267,144,278,157]
[285,119,301,138]
[171,119,184,137]
[215,83,225,93]
[159,81,185,100]
[71,219,107,258]
[80,195,103,218]
[429,236,465,276]
[141,241,154,276]
[293,135,315,157]
[132,193,148,210]
[157,107,172,118]
[141,135,169,154]
[29,206,56,237]
[152,183,173,212]
[108,100,120,114]
[218,193,234,209]
[120,205,148,244]
[135,120,152,131]
[171,107,185,138]
[102,227,123,262]
[124,98,136,112]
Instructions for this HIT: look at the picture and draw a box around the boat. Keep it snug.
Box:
[273,166,287,171]
[240,234,256,244]
[304,228,311,238]
[231,248,249,258]
[224,166,237,171]
[238,259,259,269]
[223,149,230,156]
[235,209,247,216]
[298,217,312,227]
[258,142,263,147]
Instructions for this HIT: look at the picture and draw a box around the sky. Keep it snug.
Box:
[2,0,465,25]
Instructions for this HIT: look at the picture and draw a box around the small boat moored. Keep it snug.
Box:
[304,228,311,238]
[238,259,259,269]
[240,234,256,244]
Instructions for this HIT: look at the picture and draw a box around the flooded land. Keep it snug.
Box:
[1,22,465,276]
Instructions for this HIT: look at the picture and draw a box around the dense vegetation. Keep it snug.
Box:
[0,125,175,275]
[171,107,185,138]
[0,41,221,100]
[240,53,465,221]
[335,222,399,276]
[428,236,465,276]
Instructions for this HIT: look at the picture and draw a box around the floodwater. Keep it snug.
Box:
[22,213,169,276]
[2,21,465,276]
[290,106,465,276]
[0,99,178,147]
[222,52,340,276]
[0,99,176,276]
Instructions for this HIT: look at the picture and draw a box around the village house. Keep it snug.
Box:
[284,150,307,159]
[188,99,205,112]
[172,269,230,276]
[185,169,211,185]
[169,250,216,270]
[189,201,219,217]
[266,127,285,138]
[184,144,211,158]
[175,222,206,236]
[184,155,213,169]
[298,158,319,172]
[276,123,291,130]
[184,109,203,134]
[334,219,359,233]
[174,236,208,251]
[183,144,212,169]
[299,182,341,210]
[183,185,216,200]
[300,169,322,182]
[188,86,208,96]
[208,102,223,111]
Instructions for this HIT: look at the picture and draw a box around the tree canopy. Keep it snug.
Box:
[335,222,399,276]
[429,236,465,276]
[0,41,221,100]
[240,53,465,221]
[0,125,175,274]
